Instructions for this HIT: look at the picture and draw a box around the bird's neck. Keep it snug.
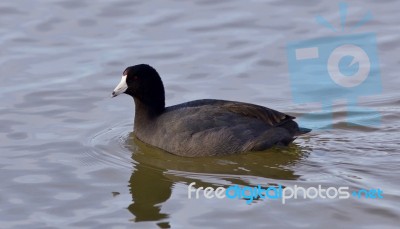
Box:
[133,97,164,130]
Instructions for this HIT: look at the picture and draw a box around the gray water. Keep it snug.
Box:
[1,0,399,228]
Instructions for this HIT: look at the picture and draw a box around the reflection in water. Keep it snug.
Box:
[125,132,310,225]
[127,158,172,228]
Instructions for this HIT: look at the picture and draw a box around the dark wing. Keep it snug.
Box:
[219,101,295,127]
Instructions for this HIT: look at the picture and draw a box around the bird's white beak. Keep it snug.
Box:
[111,75,128,98]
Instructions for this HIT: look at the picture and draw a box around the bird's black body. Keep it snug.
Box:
[112,64,310,157]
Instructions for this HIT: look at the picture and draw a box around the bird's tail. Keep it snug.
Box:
[296,127,312,136]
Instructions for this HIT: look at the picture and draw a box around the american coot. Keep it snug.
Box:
[112,64,311,157]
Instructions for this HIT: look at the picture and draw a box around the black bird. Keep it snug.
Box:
[112,64,310,157]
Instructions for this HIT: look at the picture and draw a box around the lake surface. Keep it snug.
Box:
[1,0,399,228]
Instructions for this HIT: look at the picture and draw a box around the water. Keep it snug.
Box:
[1,0,399,228]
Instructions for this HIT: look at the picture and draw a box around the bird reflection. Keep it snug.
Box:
[126,132,310,227]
